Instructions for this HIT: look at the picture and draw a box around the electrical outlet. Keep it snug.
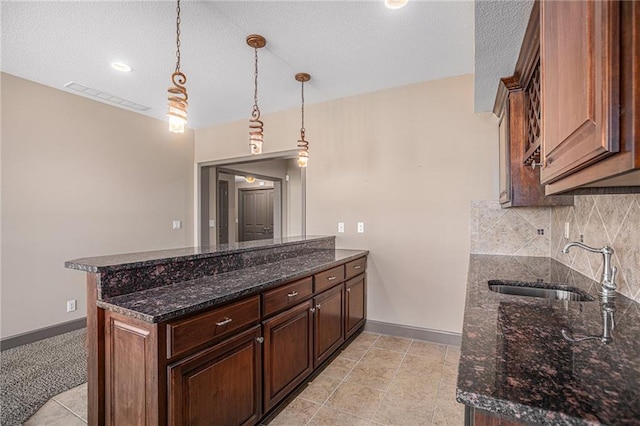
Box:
[564,222,570,239]
[66,300,77,312]
[172,220,182,230]
[357,222,365,233]
[338,222,345,233]
[209,219,215,228]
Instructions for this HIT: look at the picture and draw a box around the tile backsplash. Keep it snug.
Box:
[550,194,640,302]
[470,200,552,257]
[471,195,640,302]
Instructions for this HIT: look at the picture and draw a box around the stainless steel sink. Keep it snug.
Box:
[488,280,594,302]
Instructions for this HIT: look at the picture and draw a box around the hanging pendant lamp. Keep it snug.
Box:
[247,34,266,155]
[167,0,188,133]
[295,73,311,168]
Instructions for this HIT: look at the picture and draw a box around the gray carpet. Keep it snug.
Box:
[0,328,87,425]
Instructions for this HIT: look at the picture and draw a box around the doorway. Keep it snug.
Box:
[238,188,274,241]
[217,180,229,244]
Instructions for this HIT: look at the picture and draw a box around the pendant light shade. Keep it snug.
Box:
[247,34,266,155]
[167,0,188,133]
[295,73,311,168]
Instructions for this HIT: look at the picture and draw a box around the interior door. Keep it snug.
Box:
[239,188,274,242]
[217,180,229,244]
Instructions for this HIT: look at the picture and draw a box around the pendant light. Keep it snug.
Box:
[167,0,188,133]
[247,34,266,155]
[295,73,311,168]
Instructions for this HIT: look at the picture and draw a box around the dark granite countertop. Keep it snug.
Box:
[97,249,368,323]
[65,235,333,273]
[457,255,640,425]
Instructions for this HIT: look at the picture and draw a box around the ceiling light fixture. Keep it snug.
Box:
[247,34,267,155]
[245,176,256,183]
[110,62,132,73]
[385,0,408,9]
[295,73,311,168]
[167,0,188,133]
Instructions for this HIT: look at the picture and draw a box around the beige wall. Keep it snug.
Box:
[196,74,498,333]
[1,73,195,339]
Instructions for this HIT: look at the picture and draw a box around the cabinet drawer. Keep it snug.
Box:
[345,257,367,280]
[262,277,313,317]
[166,295,260,359]
[314,265,345,293]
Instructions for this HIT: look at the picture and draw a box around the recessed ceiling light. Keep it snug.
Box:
[385,0,408,9]
[110,62,132,72]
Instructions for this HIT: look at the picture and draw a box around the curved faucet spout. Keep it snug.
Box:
[562,242,616,296]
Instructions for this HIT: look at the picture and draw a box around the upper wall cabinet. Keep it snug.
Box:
[540,0,640,194]
[494,1,573,207]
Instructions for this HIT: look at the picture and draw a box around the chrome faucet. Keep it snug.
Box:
[562,242,617,297]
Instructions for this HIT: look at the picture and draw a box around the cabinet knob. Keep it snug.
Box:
[310,307,316,313]
[316,304,321,310]
[215,317,233,327]
[256,337,264,344]
[287,291,298,298]
[346,288,351,293]
[327,276,337,281]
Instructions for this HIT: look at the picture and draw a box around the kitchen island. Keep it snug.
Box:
[457,255,640,425]
[66,236,368,426]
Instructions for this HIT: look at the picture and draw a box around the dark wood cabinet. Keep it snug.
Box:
[345,274,366,339]
[262,300,314,412]
[313,284,344,367]
[168,326,262,426]
[494,1,573,207]
[540,0,640,193]
[91,255,367,426]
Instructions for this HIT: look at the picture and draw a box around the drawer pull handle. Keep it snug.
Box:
[327,276,337,281]
[354,265,362,270]
[287,291,298,298]
[216,318,233,327]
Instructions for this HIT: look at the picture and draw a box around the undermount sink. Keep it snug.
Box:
[488,280,595,302]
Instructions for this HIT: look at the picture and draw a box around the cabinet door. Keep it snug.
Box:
[263,300,314,412]
[345,274,366,339]
[168,325,262,426]
[540,0,620,184]
[314,284,345,367]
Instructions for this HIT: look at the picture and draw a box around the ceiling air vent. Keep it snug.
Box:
[63,82,150,111]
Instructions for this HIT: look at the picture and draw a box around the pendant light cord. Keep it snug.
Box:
[300,79,305,137]
[175,0,182,73]
[253,47,259,113]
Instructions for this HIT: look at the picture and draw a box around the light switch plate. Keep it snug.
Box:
[173,220,182,230]
[357,222,364,233]
[209,219,215,228]
[338,222,345,233]
[67,300,77,312]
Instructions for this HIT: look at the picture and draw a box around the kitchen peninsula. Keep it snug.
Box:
[457,255,640,425]
[65,236,368,426]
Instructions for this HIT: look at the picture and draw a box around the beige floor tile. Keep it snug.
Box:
[386,368,440,402]
[344,362,397,391]
[325,381,384,420]
[52,382,88,422]
[399,353,445,375]
[407,340,447,360]
[307,406,370,426]
[268,398,321,426]
[445,345,461,362]
[320,357,357,380]
[432,391,465,426]
[373,335,412,353]
[24,400,86,426]
[372,392,436,426]
[360,348,405,369]
[339,342,370,361]
[298,375,343,404]
[352,332,380,347]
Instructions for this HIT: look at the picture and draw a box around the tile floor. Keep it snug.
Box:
[24,332,463,425]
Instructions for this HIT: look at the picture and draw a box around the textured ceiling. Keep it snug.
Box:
[474,0,534,112]
[1,0,476,129]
